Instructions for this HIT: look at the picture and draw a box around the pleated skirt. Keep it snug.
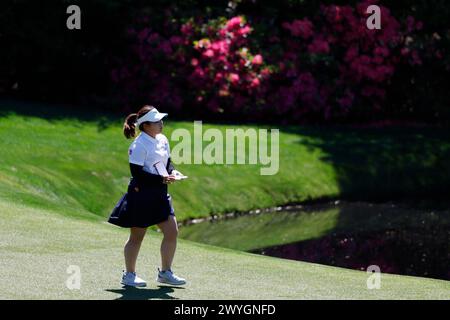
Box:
[108,178,175,228]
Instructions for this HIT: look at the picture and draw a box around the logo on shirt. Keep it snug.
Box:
[129,149,133,155]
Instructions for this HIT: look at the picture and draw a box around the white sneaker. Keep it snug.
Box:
[157,268,186,286]
[121,271,147,287]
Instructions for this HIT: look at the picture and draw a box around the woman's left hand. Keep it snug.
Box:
[163,175,176,184]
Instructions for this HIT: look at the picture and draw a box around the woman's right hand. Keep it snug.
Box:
[162,175,176,184]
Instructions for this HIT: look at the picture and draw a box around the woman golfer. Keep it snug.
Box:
[108,105,186,287]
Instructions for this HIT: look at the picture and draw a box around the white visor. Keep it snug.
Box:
[135,108,168,126]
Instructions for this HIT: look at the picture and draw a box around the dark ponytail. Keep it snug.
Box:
[123,113,138,139]
[123,105,155,139]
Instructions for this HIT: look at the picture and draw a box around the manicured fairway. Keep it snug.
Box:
[1,199,449,299]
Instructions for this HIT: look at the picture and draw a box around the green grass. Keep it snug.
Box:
[1,197,449,299]
[0,101,449,299]
[1,101,450,223]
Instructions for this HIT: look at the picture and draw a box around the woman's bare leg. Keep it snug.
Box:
[157,216,179,271]
[124,227,147,273]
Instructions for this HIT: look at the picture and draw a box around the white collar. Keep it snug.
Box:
[140,132,158,144]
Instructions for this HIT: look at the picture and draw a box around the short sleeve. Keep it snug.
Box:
[158,133,171,157]
[128,141,146,166]
[167,139,171,157]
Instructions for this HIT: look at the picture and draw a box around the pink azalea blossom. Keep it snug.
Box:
[191,58,199,66]
[252,54,263,65]
[226,16,243,31]
[250,77,260,88]
[283,19,314,39]
[203,49,214,58]
[229,73,240,85]
[307,39,330,54]
[214,72,224,81]
[181,22,193,35]
[237,25,252,37]
[137,28,150,42]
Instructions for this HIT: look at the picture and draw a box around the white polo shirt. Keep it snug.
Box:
[128,132,170,175]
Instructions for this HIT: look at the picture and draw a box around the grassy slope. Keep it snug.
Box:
[1,105,449,222]
[1,198,449,300]
[0,113,337,221]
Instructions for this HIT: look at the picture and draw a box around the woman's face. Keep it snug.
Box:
[143,120,163,136]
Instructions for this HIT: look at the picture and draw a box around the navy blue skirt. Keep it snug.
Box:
[108,178,175,228]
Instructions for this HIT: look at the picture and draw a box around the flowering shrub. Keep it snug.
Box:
[4,1,447,124]
[110,14,271,118]
[181,16,271,116]
[110,13,186,112]
[266,0,428,123]
[109,1,446,123]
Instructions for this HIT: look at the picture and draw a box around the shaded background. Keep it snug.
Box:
[1,0,449,125]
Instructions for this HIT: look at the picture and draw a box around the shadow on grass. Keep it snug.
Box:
[105,285,185,300]
[0,98,122,132]
[280,124,450,202]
